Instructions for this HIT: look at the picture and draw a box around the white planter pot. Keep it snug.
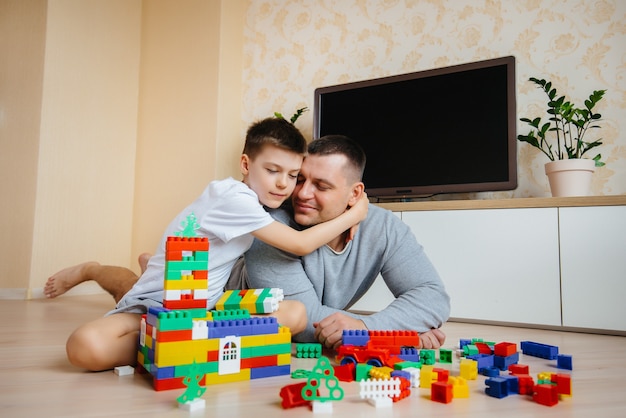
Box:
[544,159,595,197]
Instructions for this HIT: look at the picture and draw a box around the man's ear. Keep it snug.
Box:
[347,182,366,206]
[240,154,251,176]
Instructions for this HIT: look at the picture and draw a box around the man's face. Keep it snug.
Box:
[292,153,356,226]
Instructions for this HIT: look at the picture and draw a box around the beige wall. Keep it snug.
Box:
[0,0,47,295]
[242,0,626,198]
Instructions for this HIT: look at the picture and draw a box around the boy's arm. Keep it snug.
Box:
[251,194,368,256]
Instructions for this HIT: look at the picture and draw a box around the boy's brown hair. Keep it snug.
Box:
[244,117,307,160]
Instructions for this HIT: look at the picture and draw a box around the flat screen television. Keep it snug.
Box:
[313,56,517,199]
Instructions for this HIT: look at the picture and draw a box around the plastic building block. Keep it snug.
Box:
[296,343,322,358]
[301,357,344,403]
[485,377,509,398]
[508,363,529,375]
[494,342,517,357]
[533,384,559,406]
[459,359,478,380]
[520,341,559,359]
[551,373,572,396]
[420,349,436,365]
[516,375,535,395]
[439,348,453,363]
[342,329,370,346]
[494,352,519,370]
[467,353,494,371]
[333,363,356,382]
[431,381,453,403]
[449,376,469,398]
[280,382,312,409]
[480,366,500,377]
[114,365,135,376]
[557,354,573,370]
[355,363,373,381]
[359,378,401,407]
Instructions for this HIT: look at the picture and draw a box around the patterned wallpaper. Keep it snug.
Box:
[242,0,626,198]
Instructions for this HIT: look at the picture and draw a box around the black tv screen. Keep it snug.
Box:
[313,56,517,199]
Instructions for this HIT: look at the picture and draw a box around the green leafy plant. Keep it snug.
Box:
[274,107,309,124]
[517,77,606,167]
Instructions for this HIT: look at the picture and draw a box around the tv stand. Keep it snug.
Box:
[359,195,626,334]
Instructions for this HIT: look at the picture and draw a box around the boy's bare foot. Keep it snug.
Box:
[138,253,152,274]
[44,261,99,298]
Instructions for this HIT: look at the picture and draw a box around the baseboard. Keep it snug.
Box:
[0,282,107,300]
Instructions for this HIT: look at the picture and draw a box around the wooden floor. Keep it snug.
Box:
[1,294,625,417]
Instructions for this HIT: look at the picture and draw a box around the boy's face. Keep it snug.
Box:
[240,144,303,208]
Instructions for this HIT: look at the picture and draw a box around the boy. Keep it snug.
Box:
[57,117,368,371]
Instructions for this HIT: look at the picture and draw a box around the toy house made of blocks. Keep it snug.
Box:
[136,236,291,391]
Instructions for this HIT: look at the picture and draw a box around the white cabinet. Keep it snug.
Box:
[401,209,562,326]
[356,198,626,332]
[559,206,626,331]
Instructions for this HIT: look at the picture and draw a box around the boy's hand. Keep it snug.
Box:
[346,192,369,242]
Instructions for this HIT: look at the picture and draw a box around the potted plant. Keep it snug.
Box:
[517,77,606,197]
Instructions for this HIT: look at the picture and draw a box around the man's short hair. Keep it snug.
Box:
[308,135,366,182]
[243,117,307,160]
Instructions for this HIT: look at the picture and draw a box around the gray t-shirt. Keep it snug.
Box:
[244,204,451,342]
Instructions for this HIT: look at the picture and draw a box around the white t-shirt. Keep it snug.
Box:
[112,177,274,314]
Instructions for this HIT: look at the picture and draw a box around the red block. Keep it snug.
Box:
[241,355,277,369]
[475,342,492,354]
[431,381,453,403]
[494,342,517,357]
[533,384,558,406]
[280,382,311,409]
[517,375,535,395]
[551,373,572,396]
[157,329,193,342]
[333,363,356,382]
[433,368,449,382]
[508,363,529,375]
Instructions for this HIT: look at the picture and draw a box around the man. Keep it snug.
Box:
[238,135,450,349]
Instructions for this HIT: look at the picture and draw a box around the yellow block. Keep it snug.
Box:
[369,366,393,379]
[205,368,251,385]
[449,376,469,398]
[277,353,291,366]
[164,278,208,291]
[420,365,435,388]
[459,358,478,380]
[240,290,259,311]
[155,339,219,367]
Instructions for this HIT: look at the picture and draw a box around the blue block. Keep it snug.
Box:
[398,347,420,362]
[467,353,494,371]
[250,364,291,379]
[494,352,519,370]
[480,366,500,377]
[152,365,175,379]
[557,354,573,370]
[485,377,509,398]
[459,339,472,349]
[500,375,519,394]
[248,317,279,335]
[520,341,559,360]
[208,319,252,338]
[342,330,370,346]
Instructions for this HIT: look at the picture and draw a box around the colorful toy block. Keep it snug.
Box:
[431,381,453,403]
[136,232,291,391]
[296,343,322,358]
[533,384,559,406]
[557,354,573,370]
[520,341,559,360]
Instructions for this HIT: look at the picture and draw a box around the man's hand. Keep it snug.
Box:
[419,328,446,349]
[313,312,367,350]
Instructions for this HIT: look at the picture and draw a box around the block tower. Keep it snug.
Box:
[136,215,291,391]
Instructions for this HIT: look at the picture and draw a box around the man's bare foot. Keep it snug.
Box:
[44,261,99,298]
[138,253,152,274]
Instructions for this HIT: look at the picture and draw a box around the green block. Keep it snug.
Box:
[157,310,193,331]
[420,349,436,365]
[194,251,209,262]
[248,343,291,357]
[356,363,373,381]
[256,288,272,313]
[174,361,218,377]
[394,361,422,370]
[439,348,453,363]
[210,309,250,321]
[296,343,322,358]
